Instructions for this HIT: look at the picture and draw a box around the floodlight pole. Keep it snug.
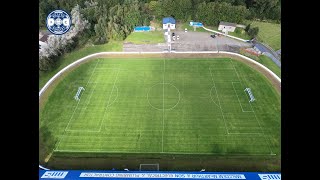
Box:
[167,27,171,53]
[216,34,219,53]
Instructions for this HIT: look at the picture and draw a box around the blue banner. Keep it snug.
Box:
[39,170,280,180]
[189,22,203,27]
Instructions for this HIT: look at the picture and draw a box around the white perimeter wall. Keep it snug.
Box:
[39,51,280,98]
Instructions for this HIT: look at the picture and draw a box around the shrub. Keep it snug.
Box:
[248,27,259,38]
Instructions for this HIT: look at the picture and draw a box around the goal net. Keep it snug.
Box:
[74,87,85,101]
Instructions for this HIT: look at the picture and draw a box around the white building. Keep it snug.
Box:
[162,17,176,30]
[218,21,237,34]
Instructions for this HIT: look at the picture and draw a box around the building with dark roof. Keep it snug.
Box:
[39,31,51,50]
[39,34,49,42]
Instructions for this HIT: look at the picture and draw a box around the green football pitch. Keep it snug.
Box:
[40,57,280,156]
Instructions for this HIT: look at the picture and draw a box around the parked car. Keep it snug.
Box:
[210,34,216,38]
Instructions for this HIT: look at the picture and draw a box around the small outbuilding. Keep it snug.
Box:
[39,34,50,49]
[39,30,51,50]
[218,21,237,34]
[162,17,176,30]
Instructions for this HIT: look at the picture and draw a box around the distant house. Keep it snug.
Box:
[162,17,176,30]
[218,21,237,34]
[39,34,49,49]
[39,30,51,50]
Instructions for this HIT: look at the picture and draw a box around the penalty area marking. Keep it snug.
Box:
[105,85,118,108]
[209,85,221,108]
[55,59,101,150]
[229,60,275,155]
[231,82,254,113]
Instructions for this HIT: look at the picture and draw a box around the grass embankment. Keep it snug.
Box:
[124,31,165,44]
[239,49,281,78]
[177,20,280,50]
[248,20,281,51]
[39,41,123,90]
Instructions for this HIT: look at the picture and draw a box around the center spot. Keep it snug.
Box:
[147,83,180,110]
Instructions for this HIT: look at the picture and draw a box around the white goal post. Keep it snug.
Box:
[74,87,85,101]
[244,88,255,102]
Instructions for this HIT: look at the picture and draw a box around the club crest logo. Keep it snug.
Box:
[46,10,71,35]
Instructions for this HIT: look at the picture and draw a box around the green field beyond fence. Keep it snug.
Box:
[249,21,281,51]
[125,31,165,44]
[39,41,123,90]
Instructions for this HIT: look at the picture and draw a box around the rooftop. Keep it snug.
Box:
[162,17,176,24]
[219,21,237,27]
[39,34,49,42]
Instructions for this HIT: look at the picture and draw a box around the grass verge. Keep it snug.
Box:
[124,31,165,44]
[39,41,123,90]
[247,20,281,51]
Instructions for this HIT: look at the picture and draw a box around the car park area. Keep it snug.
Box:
[123,30,251,52]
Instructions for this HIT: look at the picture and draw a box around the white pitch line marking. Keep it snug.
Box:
[209,67,229,135]
[232,82,248,112]
[209,86,220,108]
[56,60,101,150]
[161,59,165,153]
[101,68,120,132]
[230,60,274,154]
[228,132,261,135]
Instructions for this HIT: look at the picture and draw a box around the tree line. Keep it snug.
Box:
[39,5,90,71]
[40,0,151,44]
[39,0,151,71]
[39,0,280,71]
[147,0,280,24]
[39,0,280,38]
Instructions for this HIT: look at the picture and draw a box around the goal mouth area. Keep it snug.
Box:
[139,164,159,171]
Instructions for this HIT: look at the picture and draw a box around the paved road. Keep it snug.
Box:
[123,30,252,52]
[171,30,251,52]
[254,42,281,67]
[123,42,167,52]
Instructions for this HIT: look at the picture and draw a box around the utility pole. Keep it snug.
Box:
[216,34,219,53]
